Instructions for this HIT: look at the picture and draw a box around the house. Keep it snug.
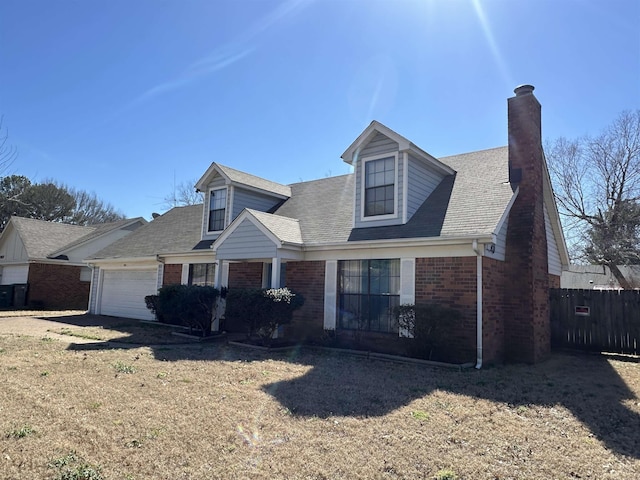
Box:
[561,264,640,290]
[0,216,146,309]
[87,84,569,365]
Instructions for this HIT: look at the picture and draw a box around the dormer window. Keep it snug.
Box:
[208,188,227,232]
[363,154,397,218]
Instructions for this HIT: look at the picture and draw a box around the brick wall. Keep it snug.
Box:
[285,260,325,341]
[163,264,182,286]
[482,257,507,364]
[415,256,477,363]
[503,85,551,363]
[228,262,263,288]
[26,263,90,310]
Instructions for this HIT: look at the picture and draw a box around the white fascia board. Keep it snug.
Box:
[405,145,455,176]
[195,162,231,192]
[85,256,160,266]
[541,156,570,267]
[341,121,411,165]
[228,182,290,200]
[160,251,216,264]
[48,218,147,258]
[493,186,519,237]
[304,234,496,251]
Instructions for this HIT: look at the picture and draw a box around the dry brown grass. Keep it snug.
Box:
[1,319,639,480]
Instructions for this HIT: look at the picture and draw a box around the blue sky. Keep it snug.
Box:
[1,0,638,220]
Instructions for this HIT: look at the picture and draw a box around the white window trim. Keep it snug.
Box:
[360,152,399,222]
[207,187,228,234]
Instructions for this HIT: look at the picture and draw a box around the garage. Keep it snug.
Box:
[99,269,158,320]
[1,265,29,285]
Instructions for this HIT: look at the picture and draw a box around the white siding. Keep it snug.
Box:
[484,216,509,261]
[0,225,28,262]
[99,269,158,320]
[215,219,277,260]
[1,265,29,285]
[360,132,399,158]
[64,224,143,263]
[545,203,562,276]
[406,154,446,220]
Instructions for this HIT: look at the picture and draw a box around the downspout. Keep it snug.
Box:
[472,239,483,369]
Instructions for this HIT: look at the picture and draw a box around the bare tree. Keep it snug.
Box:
[163,178,203,209]
[547,110,640,288]
[0,116,18,175]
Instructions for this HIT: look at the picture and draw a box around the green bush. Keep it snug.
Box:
[225,287,304,344]
[145,285,219,337]
[395,303,461,360]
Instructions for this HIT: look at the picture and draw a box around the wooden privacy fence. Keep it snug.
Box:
[550,288,640,355]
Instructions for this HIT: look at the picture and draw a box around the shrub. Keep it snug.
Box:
[395,303,461,360]
[145,285,219,337]
[225,287,304,344]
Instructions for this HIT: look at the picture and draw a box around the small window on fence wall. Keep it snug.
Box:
[188,263,216,286]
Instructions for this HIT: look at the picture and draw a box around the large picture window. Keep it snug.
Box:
[188,263,216,286]
[208,188,227,232]
[364,157,395,217]
[338,259,400,333]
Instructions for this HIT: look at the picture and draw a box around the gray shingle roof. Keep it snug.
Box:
[10,217,95,260]
[274,146,514,244]
[247,209,303,245]
[88,205,204,260]
[217,164,292,197]
[48,218,145,256]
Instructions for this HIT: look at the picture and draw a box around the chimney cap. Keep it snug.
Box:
[514,84,535,96]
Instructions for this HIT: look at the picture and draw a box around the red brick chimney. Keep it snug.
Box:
[504,84,551,363]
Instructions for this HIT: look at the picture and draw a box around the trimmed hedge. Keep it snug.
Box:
[224,287,304,344]
[145,284,219,337]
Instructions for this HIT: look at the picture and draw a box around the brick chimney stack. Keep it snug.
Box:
[504,84,551,363]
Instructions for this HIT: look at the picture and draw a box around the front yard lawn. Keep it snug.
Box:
[1,330,638,479]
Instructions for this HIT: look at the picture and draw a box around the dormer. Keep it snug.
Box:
[341,121,455,229]
[195,163,291,241]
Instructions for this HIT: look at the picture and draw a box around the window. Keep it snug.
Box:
[364,157,395,217]
[338,259,400,333]
[188,263,216,286]
[208,188,227,232]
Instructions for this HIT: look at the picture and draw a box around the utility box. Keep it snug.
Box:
[13,284,28,308]
[0,285,14,308]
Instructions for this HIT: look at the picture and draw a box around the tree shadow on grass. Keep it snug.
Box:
[51,313,640,459]
[261,350,640,459]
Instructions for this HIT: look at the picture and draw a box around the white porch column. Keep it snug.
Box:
[271,257,281,288]
[323,260,338,330]
[214,260,224,289]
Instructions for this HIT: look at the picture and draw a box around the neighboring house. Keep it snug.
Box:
[0,216,146,309]
[561,264,640,290]
[87,85,569,365]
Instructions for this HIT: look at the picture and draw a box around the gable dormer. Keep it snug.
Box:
[341,121,455,229]
[195,163,291,240]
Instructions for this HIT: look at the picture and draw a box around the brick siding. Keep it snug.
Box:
[26,263,90,310]
[503,87,551,363]
[228,262,263,289]
[415,257,477,363]
[284,260,325,341]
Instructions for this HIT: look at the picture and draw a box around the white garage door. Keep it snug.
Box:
[100,269,158,320]
[1,265,29,285]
